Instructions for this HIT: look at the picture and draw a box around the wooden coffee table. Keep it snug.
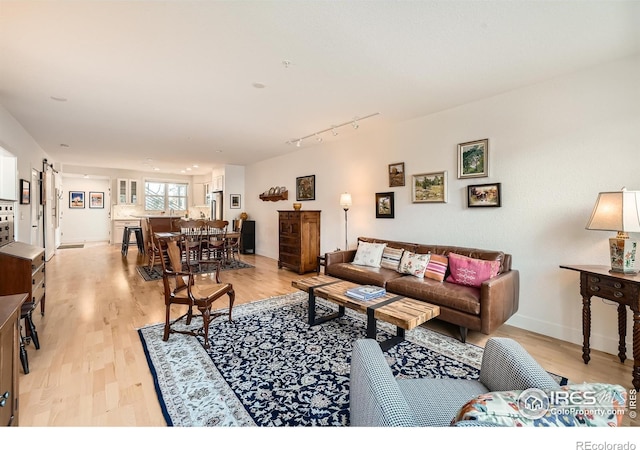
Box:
[292,275,440,350]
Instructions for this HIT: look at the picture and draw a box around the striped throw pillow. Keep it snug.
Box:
[380,247,404,270]
[424,254,448,282]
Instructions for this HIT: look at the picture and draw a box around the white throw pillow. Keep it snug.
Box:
[352,242,387,268]
[397,251,431,278]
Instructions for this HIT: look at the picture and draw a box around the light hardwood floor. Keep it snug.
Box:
[16,242,638,426]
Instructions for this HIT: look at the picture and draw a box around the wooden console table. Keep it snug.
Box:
[559,264,640,389]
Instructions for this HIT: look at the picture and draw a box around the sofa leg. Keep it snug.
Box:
[459,326,467,343]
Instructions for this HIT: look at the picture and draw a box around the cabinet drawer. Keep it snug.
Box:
[280,253,300,266]
[32,263,45,287]
[32,281,45,304]
[586,275,638,302]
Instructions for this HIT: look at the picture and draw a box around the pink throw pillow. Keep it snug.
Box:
[424,254,448,282]
[446,253,500,288]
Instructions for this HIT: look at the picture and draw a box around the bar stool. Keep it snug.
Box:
[19,301,39,374]
[121,226,145,256]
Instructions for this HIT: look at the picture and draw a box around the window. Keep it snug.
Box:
[145,181,188,211]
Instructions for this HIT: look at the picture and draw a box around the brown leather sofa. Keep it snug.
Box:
[324,237,519,342]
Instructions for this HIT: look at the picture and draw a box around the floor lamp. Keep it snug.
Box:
[340,193,352,250]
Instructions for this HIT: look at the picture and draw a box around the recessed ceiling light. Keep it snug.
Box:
[186,167,192,171]
[50,96,67,102]
[153,167,160,171]
[215,150,223,153]
[180,170,186,174]
[252,82,266,89]
[192,164,199,168]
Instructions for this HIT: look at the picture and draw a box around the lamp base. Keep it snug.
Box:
[609,237,638,274]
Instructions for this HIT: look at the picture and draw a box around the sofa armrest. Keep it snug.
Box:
[479,337,560,392]
[349,339,417,427]
[479,269,520,335]
[325,249,357,266]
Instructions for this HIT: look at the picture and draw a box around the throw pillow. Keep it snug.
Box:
[380,247,404,271]
[352,242,387,268]
[397,251,430,278]
[446,253,500,288]
[451,383,627,427]
[424,254,448,282]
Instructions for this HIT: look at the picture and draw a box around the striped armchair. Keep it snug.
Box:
[349,337,562,427]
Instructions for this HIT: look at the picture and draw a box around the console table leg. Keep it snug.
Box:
[618,304,627,363]
[582,295,591,364]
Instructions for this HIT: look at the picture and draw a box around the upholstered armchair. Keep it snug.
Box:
[349,337,626,427]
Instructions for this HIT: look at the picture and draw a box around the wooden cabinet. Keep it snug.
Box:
[117,178,139,205]
[0,201,15,247]
[0,242,46,316]
[0,294,25,427]
[278,210,320,274]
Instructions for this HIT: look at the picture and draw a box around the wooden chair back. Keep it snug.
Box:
[159,238,190,302]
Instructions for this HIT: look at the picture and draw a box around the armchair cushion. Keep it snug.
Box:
[451,383,627,427]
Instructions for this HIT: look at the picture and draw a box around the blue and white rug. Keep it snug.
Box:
[138,291,559,426]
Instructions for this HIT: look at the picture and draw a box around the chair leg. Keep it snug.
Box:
[200,306,211,350]
[163,304,171,341]
[228,288,235,322]
[19,325,29,374]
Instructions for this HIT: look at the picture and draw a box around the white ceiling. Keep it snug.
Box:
[1,1,639,176]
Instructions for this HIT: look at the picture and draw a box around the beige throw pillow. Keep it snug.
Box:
[352,242,387,268]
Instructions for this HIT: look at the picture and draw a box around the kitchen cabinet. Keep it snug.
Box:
[0,201,14,247]
[278,210,320,274]
[211,175,224,192]
[112,219,142,245]
[116,178,139,205]
[0,242,46,316]
[0,294,25,427]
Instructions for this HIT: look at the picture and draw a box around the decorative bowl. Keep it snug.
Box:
[293,203,302,210]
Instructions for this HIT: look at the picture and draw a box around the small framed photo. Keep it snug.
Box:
[296,174,315,201]
[412,171,447,203]
[375,192,395,218]
[89,191,104,209]
[20,179,30,205]
[467,183,502,207]
[230,194,241,209]
[458,138,489,179]
[388,162,405,187]
[69,191,85,208]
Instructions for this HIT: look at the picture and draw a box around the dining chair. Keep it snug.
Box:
[158,236,235,349]
[203,219,229,262]
[147,221,163,269]
[177,219,206,269]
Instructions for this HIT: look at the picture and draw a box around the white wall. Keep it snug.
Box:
[59,176,111,244]
[245,55,640,356]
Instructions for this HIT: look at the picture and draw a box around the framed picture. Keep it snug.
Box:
[388,162,405,187]
[230,194,241,209]
[412,171,447,203]
[296,175,315,201]
[89,191,104,209]
[69,191,85,208]
[467,183,502,207]
[20,179,30,205]
[375,192,395,218]
[458,138,489,179]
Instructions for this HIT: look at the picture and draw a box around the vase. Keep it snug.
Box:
[240,212,248,220]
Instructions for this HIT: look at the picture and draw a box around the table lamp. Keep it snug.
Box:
[586,188,640,274]
[340,193,352,250]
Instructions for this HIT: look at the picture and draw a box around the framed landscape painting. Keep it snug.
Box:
[412,171,447,203]
[375,192,394,218]
[467,183,502,207]
[388,162,405,187]
[458,138,488,179]
[230,194,241,209]
[69,191,85,208]
[89,191,104,208]
[296,175,315,201]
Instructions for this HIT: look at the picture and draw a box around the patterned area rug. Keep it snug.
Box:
[136,260,254,281]
[139,291,568,427]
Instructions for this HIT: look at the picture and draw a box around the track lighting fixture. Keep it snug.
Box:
[286,112,380,147]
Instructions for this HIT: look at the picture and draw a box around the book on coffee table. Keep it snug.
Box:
[345,285,386,301]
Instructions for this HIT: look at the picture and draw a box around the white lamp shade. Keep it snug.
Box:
[586,190,640,232]
[340,193,352,209]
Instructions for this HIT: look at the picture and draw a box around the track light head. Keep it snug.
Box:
[352,120,359,129]
[332,127,338,136]
[296,139,302,147]
[315,134,323,143]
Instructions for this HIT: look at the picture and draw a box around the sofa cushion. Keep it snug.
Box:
[450,383,627,427]
[380,247,404,271]
[446,253,500,288]
[424,254,448,282]
[352,241,387,268]
[325,262,405,287]
[397,251,430,278]
[386,275,481,315]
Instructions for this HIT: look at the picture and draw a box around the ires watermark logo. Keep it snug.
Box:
[517,388,626,420]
